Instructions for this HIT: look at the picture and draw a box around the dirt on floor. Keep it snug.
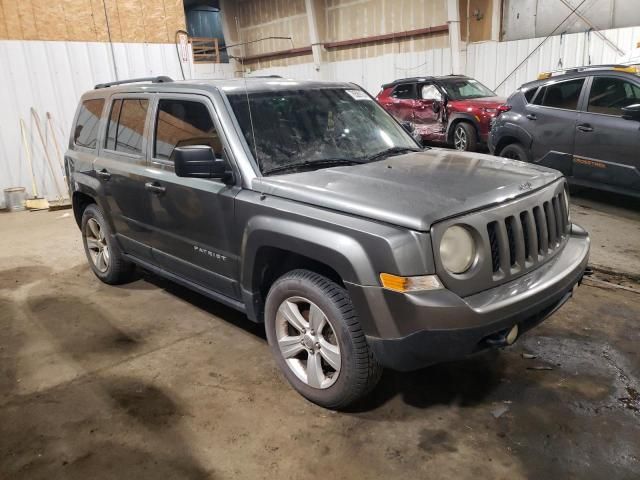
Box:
[0,203,639,480]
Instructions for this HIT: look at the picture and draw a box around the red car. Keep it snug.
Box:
[376,75,506,152]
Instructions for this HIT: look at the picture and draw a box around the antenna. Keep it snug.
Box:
[236,15,260,166]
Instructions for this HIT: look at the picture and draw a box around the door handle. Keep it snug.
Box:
[577,123,594,132]
[96,168,111,180]
[526,114,537,120]
[145,182,166,195]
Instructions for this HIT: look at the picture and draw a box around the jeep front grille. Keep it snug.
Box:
[486,191,569,280]
[431,180,570,298]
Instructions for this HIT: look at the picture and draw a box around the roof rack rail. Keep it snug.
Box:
[94,76,174,89]
[537,64,639,80]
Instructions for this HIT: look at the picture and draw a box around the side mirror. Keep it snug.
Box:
[622,104,640,121]
[173,145,228,179]
[401,121,415,134]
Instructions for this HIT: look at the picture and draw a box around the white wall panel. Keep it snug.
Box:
[248,48,453,94]
[0,40,235,207]
[467,26,640,97]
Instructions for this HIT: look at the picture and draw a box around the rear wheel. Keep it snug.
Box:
[500,143,529,162]
[265,269,381,409]
[453,122,477,152]
[81,204,134,284]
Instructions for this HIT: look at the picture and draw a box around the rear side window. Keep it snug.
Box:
[587,77,640,116]
[391,84,416,99]
[154,99,222,161]
[105,98,149,155]
[74,99,104,149]
[533,79,584,110]
[524,88,538,103]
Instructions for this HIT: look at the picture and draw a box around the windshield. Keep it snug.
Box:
[227,87,419,175]
[440,78,496,100]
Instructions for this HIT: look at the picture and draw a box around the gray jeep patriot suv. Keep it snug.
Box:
[66,76,590,409]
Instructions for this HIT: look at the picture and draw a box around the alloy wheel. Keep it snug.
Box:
[85,217,110,273]
[454,126,467,150]
[275,296,341,389]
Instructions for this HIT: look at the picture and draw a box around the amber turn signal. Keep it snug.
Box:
[379,273,443,293]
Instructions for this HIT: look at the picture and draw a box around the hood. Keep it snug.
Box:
[449,96,506,107]
[253,149,562,232]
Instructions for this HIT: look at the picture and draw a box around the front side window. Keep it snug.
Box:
[421,84,442,101]
[154,99,222,161]
[588,77,640,116]
[534,79,584,110]
[105,98,149,155]
[391,84,416,99]
[227,88,419,175]
[74,99,104,149]
[439,78,496,100]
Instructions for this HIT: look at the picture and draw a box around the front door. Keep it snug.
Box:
[95,95,154,260]
[142,94,241,299]
[573,75,640,192]
[413,83,445,142]
[527,77,585,175]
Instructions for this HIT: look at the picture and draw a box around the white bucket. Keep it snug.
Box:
[4,187,26,212]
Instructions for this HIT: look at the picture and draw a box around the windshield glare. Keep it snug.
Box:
[227,88,418,175]
[441,79,496,100]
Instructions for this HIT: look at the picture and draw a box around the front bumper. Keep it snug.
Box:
[346,225,590,371]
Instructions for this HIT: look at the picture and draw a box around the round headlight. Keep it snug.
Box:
[440,225,476,274]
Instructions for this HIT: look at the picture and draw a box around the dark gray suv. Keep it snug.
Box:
[489,65,640,198]
[66,76,590,408]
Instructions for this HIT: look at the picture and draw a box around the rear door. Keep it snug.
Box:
[95,94,154,259]
[141,94,241,299]
[384,83,417,123]
[573,75,640,192]
[527,77,585,175]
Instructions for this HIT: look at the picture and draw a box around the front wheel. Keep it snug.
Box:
[500,143,529,162]
[264,269,382,409]
[453,122,477,151]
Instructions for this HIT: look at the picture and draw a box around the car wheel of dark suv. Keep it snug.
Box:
[264,269,382,409]
[453,123,477,152]
[81,204,134,285]
[500,143,529,162]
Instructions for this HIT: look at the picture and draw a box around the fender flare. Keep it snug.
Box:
[494,123,534,154]
[240,216,377,294]
[446,113,480,143]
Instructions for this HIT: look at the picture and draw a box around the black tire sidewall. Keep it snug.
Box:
[264,272,364,408]
[455,123,477,151]
[501,143,529,162]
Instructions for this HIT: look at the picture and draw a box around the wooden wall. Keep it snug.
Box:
[231,0,449,69]
[0,0,186,43]
[459,0,493,42]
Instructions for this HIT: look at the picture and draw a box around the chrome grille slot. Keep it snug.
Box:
[487,221,500,273]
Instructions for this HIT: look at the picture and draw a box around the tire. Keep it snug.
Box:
[264,269,382,409]
[500,143,529,162]
[81,203,134,285]
[453,122,477,152]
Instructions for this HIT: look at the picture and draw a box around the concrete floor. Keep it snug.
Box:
[1,194,639,479]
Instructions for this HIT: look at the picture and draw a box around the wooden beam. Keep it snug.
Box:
[323,25,449,49]
[237,46,313,63]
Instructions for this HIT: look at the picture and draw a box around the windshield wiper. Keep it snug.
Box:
[363,146,422,163]
[263,158,366,176]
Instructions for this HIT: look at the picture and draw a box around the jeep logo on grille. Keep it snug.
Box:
[519,182,532,191]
